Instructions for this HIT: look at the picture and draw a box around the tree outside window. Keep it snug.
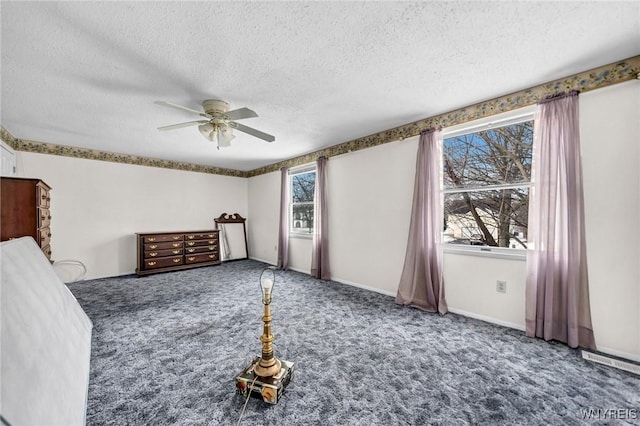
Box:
[443,119,533,249]
[290,170,316,234]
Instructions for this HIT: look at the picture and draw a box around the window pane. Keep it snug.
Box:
[443,121,533,190]
[292,172,316,203]
[292,204,314,233]
[443,187,529,248]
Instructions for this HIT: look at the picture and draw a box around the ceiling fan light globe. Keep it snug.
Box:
[198,123,214,138]
[218,127,235,147]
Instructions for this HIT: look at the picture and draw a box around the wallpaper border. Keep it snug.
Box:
[246,55,640,177]
[0,129,248,178]
[2,55,638,178]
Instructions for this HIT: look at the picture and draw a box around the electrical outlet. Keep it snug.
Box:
[496,280,507,293]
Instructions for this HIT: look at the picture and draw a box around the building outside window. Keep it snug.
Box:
[290,167,316,235]
[442,113,533,250]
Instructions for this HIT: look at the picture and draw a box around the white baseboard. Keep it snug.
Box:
[248,256,276,266]
[330,277,396,298]
[595,346,640,364]
[446,307,526,331]
[248,257,309,275]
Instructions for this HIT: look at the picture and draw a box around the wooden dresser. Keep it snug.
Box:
[136,230,221,276]
[1,177,53,260]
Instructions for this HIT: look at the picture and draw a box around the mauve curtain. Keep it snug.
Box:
[526,92,596,350]
[276,166,289,270]
[396,129,447,314]
[311,156,330,279]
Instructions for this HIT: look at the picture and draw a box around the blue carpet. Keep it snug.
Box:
[67,260,639,425]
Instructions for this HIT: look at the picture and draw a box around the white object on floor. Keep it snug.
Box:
[1,237,93,426]
[53,259,88,283]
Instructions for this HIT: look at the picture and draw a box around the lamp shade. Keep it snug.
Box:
[198,123,214,140]
[260,269,275,302]
[218,125,235,147]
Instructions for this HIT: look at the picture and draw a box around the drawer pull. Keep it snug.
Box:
[148,237,157,242]
[208,234,214,237]
[187,248,196,253]
[172,250,181,254]
[208,240,215,244]
[147,261,157,266]
[187,256,196,261]
[172,258,181,263]
[173,236,181,240]
[187,235,195,239]
[150,244,158,249]
[208,246,215,250]
[187,242,195,246]
[209,254,215,259]
[172,243,180,247]
[148,252,158,257]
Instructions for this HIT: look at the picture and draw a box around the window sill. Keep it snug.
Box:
[289,232,312,240]
[443,245,526,261]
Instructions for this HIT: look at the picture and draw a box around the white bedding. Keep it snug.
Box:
[1,237,93,426]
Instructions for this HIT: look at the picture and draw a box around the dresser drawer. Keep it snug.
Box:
[40,227,51,248]
[144,248,183,259]
[136,230,221,276]
[144,241,183,251]
[185,252,219,264]
[185,232,218,240]
[184,244,218,254]
[143,234,183,243]
[42,244,52,260]
[38,208,51,228]
[37,185,51,208]
[184,238,218,247]
[143,256,183,269]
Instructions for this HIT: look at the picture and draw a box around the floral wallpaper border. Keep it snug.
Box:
[2,56,638,178]
[247,55,640,177]
[0,129,248,178]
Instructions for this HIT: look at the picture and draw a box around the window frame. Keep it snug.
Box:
[289,164,317,238]
[441,106,536,260]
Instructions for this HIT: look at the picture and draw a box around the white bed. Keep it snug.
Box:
[1,237,93,425]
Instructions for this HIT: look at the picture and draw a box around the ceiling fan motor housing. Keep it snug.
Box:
[202,99,230,116]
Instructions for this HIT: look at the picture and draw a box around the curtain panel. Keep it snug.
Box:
[311,156,330,279]
[396,130,447,314]
[276,166,289,270]
[525,92,596,350]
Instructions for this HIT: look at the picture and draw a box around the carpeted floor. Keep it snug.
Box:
[67,260,639,425]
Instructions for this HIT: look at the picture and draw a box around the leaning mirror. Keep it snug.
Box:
[214,213,248,261]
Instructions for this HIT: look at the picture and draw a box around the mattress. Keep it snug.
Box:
[1,237,93,426]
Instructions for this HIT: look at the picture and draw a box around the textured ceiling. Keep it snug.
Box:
[2,1,639,172]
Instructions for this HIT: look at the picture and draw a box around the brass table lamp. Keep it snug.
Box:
[235,268,293,405]
[253,268,281,377]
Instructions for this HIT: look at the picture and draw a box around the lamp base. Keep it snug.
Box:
[235,357,294,404]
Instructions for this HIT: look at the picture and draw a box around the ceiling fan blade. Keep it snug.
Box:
[225,107,259,121]
[158,120,208,131]
[230,122,275,142]
[154,101,209,118]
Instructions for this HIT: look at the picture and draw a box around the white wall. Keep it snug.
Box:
[580,80,640,361]
[247,171,280,264]
[328,139,416,294]
[247,80,640,361]
[17,152,247,279]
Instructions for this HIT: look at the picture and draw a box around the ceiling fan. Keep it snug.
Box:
[154,99,275,149]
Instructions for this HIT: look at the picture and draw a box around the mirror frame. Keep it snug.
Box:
[214,213,249,261]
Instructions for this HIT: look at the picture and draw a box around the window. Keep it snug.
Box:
[290,167,316,235]
[442,112,533,251]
